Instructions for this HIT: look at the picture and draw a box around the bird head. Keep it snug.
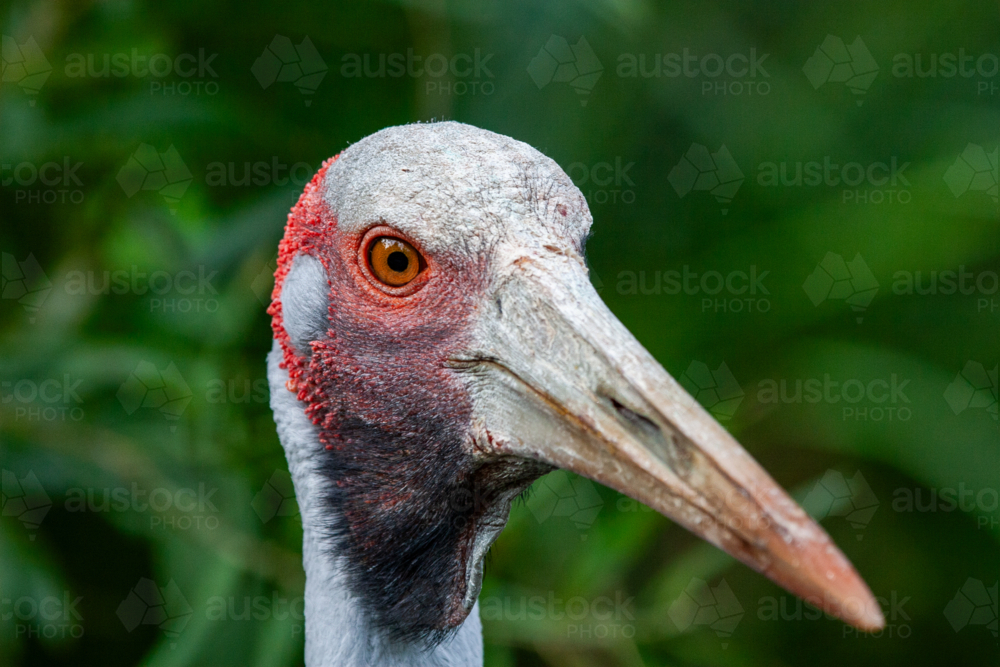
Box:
[269,121,883,644]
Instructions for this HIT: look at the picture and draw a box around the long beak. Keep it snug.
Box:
[457,251,884,632]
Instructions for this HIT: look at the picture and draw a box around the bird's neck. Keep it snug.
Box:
[268,346,484,667]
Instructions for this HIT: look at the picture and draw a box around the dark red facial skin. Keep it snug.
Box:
[270,158,545,643]
[270,158,479,436]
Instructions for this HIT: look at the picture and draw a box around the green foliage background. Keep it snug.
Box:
[1,1,998,665]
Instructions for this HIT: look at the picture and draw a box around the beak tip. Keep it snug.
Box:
[861,606,886,632]
[752,523,885,633]
[847,583,886,632]
[840,589,886,632]
[815,563,886,633]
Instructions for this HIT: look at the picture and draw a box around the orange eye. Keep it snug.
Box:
[368,236,423,286]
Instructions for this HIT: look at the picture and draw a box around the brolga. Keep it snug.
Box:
[267,122,884,666]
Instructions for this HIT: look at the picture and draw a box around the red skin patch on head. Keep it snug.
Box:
[268,155,484,446]
[269,156,336,391]
[267,155,498,634]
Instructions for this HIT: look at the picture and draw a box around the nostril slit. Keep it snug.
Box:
[608,396,660,434]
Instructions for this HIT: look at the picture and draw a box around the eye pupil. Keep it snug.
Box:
[367,235,423,288]
[387,251,409,273]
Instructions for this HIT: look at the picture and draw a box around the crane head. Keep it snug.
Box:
[269,121,884,644]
